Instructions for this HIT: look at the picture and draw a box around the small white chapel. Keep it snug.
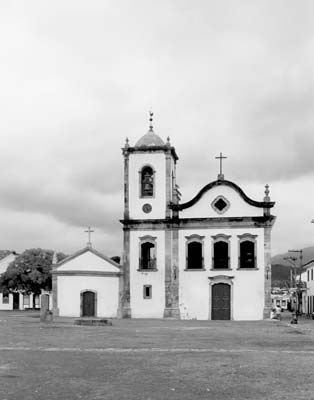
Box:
[53,114,276,320]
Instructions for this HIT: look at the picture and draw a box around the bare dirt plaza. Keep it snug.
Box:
[1,311,314,400]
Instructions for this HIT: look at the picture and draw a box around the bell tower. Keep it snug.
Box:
[122,112,178,221]
[120,112,179,319]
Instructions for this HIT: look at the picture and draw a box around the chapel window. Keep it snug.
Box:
[185,235,204,269]
[140,166,154,197]
[308,270,310,282]
[139,236,157,270]
[212,235,230,269]
[238,235,257,269]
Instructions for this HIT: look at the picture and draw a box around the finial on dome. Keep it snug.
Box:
[264,184,270,202]
[124,137,129,148]
[149,110,154,131]
[166,136,171,146]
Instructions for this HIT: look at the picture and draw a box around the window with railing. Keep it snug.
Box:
[212,234,231,269]
[238,234,257,269]
[185,234,204,269]
[139,236,157,270]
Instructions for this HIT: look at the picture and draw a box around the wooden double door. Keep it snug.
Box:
[211,283,231,320]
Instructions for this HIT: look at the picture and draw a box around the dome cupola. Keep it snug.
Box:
[135,111,165,147]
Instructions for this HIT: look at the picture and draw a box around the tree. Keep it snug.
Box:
[0,248,67,308]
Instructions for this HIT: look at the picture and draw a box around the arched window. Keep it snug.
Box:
[238,234,257,269]
[140,166,154,197]
[139,236,157,270]
[212,234,231,269]
[185,234,204,269]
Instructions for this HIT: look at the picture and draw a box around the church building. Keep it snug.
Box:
[120,114,276,320]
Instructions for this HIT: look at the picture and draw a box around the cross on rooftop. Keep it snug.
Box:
[84,226,94,248]
[215,152,227,180]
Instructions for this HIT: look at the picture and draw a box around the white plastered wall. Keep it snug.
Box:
[57,275,119,317]
[180,185,264,219]
[178,227,265,321]
[129,230,165,318]
[57,252,119,272]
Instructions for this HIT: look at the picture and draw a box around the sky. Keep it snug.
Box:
[1,0,314,258]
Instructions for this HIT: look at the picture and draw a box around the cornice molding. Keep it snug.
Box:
[122,145,179,161]
[120,215,276,230]
[52,270,122,277]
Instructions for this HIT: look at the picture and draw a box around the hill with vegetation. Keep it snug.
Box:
[271,246,314,288]
[271,246,314,266]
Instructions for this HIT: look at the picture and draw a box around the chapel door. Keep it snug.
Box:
[212,283,230,320]
[13,293,20,310]
[82,291,96,317]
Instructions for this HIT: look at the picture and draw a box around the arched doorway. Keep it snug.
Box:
[81,291,96,317]
[212,283,231,320]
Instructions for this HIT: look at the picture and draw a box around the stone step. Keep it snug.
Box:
[74,318,112,326]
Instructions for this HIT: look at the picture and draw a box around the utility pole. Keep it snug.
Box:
[289,249,303,315]
[283,255,298,315]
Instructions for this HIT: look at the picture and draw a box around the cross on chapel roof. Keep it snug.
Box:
[84,226,94,248]
[215,152,227,180]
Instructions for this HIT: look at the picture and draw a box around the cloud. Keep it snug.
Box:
[0,0,314,255]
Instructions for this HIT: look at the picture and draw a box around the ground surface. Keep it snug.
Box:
[1,311,314,400]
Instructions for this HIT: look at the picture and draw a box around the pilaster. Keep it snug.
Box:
[165,151,172,219]
[121,228,131,318]
[117,264,124,318]
[163,224,180,318]
[263,225,272,319]
[52,273,59,316]
[123,151,130,220]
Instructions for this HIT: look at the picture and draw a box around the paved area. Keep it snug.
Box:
[1,310,314,400]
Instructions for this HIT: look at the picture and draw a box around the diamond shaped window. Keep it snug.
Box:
[211,196,230,214]
[215,198,227,211]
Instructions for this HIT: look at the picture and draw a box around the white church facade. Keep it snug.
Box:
[120,116,276,320]
[53,115,276,320]
[52,247,121,318]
